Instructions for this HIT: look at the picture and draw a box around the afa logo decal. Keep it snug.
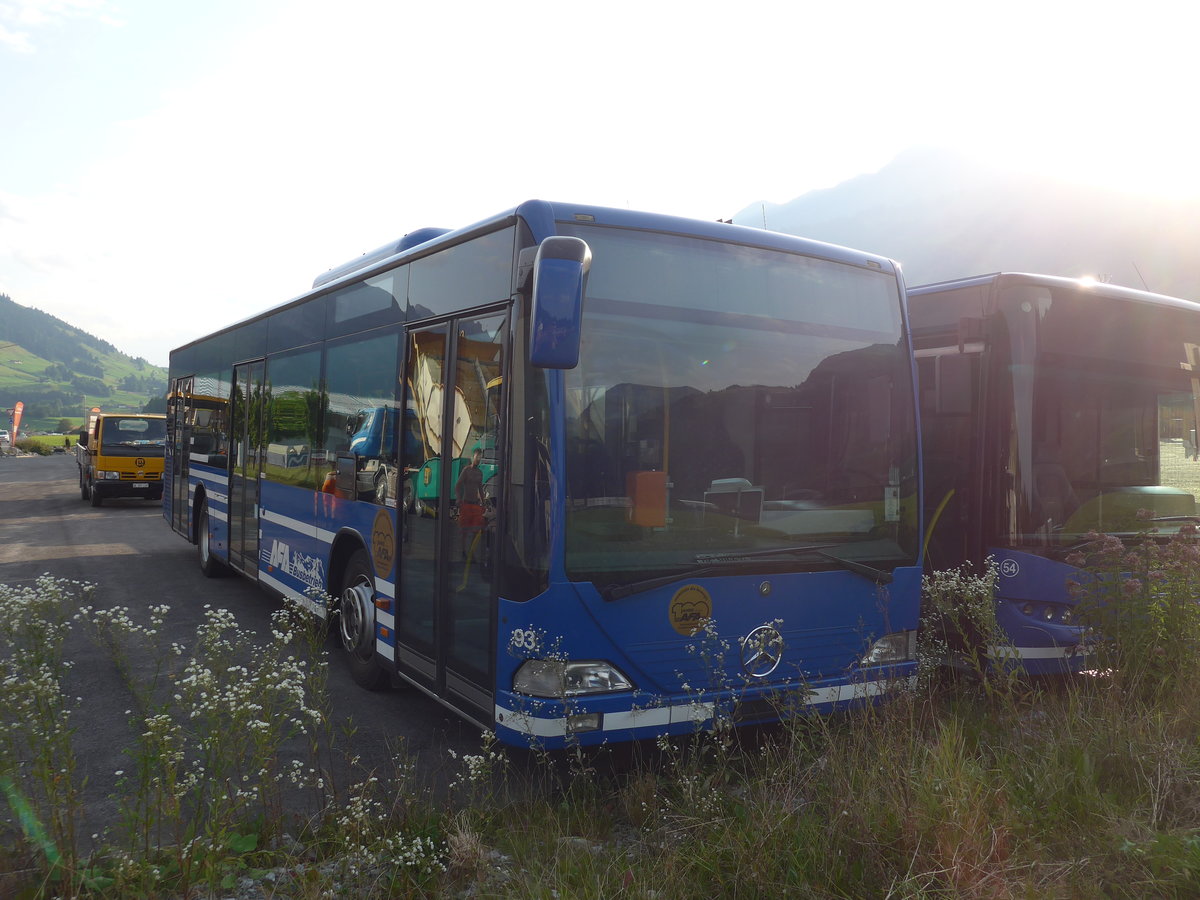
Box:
[371,508,395,579]
[669,584,712,636]
[263,540,326,591]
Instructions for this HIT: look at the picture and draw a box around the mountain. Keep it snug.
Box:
[734,147,1200,300]
[0,293,167,427]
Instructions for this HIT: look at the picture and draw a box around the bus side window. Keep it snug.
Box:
[324,330,402,505]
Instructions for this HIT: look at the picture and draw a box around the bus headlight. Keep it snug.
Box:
[513,659,634,697]
[859,631,915,666]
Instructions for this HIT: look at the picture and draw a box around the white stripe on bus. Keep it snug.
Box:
[260,508,329,542]
[988,645,1093,660]
[259,570,329,619]
[495,675,916,737]
[191,470,226,489]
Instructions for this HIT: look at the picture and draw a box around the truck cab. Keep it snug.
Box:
[76,413,167,506]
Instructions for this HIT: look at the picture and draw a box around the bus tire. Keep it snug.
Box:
[338,549,389,691]
[197,501,227,578]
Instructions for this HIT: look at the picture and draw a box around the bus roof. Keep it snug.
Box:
[171,200,903,358]
[909,272,1200,312]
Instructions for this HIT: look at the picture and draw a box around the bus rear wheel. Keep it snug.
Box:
[338,549,389,691]
[197,501,227,578]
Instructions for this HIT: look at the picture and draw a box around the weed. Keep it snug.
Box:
[4,570,1200,897]
[1071,524,1200,701]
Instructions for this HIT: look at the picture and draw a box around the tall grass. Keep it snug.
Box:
[2,561,1200,897]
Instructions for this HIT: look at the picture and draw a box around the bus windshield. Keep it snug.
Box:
[560,225,919,587]
[997,285,1200,546]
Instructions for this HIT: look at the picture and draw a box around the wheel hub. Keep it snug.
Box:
[339,581,374,656]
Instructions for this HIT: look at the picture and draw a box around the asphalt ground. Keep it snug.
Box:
[0,451,485,845]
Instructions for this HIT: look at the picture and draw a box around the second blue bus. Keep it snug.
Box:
[911,272,1200,674]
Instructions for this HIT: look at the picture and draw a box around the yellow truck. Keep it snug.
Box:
[75,412,167,506]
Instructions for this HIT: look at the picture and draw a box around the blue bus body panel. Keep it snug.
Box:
[494,565,921,748]
[257,480,399,615]
[258,481,335,610]
[990,548,1092,675]
[189,463,231,557]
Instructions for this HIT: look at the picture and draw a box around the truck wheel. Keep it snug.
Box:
[89,480,103,507]
[197,501,227,578]
[79,469,88,501]
[338,549,389,690]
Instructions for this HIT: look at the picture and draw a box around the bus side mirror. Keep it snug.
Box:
[530,236,591,369]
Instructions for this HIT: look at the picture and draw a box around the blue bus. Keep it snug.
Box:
[164,201,923,748]
[910,273,1200,674]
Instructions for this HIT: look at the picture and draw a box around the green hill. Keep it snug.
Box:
[0,293,167,432]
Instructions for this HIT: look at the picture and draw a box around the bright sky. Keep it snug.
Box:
[1,0,1196,367]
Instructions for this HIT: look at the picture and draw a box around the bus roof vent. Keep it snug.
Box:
[312,226,451,289]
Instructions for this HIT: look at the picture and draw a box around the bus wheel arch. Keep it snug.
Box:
[194,490,227,578]
[191,485,207,543]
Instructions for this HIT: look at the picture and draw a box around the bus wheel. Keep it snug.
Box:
[339,549,389,690]
[197,501,227,578]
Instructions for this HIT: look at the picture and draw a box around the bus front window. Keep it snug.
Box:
[1000,286,1200,544]
[559,226,919,588]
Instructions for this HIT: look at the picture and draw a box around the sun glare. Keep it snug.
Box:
[965,131,1200,203]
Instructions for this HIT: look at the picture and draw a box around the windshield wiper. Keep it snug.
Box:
[1046,537,1105,559]
[696,543,893,584]
[602,563,748,601]
[694,543,840,562]
[603,543,896,601]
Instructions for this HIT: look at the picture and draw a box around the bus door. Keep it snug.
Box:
[229,360,266,576]
[167,376,193,537]
[395,312,507,720]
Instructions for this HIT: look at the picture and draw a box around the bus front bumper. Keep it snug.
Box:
[493,664,917,748]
